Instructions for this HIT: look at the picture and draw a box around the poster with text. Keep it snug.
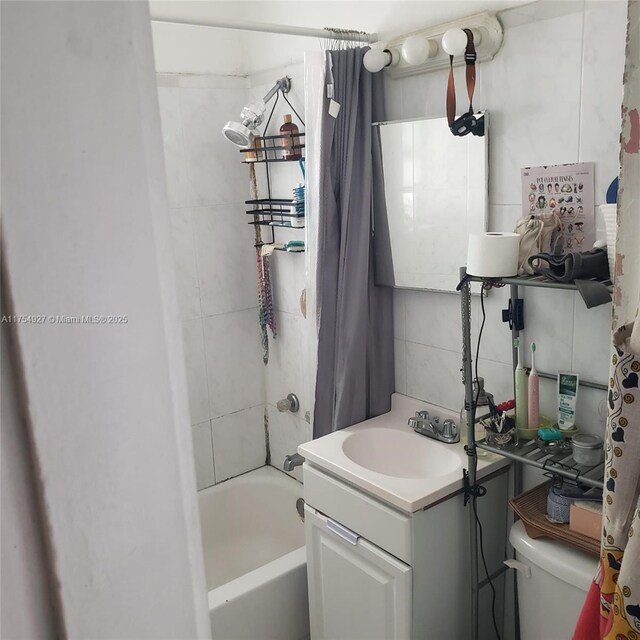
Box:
[521,162,595,254]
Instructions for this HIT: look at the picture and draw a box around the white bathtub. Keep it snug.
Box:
[198,466,309,640]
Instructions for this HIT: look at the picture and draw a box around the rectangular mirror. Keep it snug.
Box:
[373,114,488,293]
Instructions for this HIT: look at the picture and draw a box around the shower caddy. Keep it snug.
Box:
[240,129,306,252]
[458,269,611,640]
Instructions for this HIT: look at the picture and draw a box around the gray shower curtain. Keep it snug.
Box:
[313,47,394,439]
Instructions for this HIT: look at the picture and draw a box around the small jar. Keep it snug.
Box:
[571,434,603,466]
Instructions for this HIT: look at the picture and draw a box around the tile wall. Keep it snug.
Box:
[389,1,627,439]
[247,64,313,482]
[157,73,266,489]
[157,65,312,488]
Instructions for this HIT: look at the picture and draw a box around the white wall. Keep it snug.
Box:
[157,73,268,488]
[1,1,210,636]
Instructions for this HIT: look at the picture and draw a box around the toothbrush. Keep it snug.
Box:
[528,342,540,430]
[515,338,528,431]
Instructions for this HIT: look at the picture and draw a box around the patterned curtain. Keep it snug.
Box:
[575,3,640,638]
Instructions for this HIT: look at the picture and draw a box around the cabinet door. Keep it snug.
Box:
[305,506,412,640]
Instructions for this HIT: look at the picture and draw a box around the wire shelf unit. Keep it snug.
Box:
[459,267,611,640]
[461,268,609,490]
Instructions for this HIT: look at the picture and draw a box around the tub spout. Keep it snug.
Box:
[283,453,305,472]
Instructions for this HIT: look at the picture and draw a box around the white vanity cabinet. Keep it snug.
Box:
[299,395,512,640]
[303,462,509,640]
[305,506,412,640]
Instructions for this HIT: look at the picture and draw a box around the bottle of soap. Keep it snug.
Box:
[280,114,301,160]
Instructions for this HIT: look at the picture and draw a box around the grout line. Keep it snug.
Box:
[209,403,265,422]
[403,338,514,368]
[201,306,259,320]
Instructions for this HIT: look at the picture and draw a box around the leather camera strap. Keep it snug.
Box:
[446,29,477,127]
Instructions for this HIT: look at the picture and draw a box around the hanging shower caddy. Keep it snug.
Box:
[240,131,306,251]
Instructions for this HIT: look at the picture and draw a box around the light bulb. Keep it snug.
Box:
[363,48,391,73]
[401,35,430,65]
[442,28,468,56]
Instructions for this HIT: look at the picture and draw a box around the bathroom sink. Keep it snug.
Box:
[299,393,509,512]
[341,427,460,479]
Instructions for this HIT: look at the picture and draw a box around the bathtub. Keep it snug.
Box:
[198,466,309,640]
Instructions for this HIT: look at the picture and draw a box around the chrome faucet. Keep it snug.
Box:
[408,410,459,444]
[283,452,305,471]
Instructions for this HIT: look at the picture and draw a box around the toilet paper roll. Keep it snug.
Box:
[467,232,520,278]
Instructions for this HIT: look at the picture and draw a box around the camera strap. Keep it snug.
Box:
[446,29,482,136]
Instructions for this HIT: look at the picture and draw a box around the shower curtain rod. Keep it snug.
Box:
[150,15,378,43]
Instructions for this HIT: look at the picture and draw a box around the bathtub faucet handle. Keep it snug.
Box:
[277,393,300,413]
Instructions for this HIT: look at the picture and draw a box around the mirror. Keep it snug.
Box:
[373,114,488,292]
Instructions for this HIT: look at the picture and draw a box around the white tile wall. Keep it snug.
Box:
[158,68,310,488]
[247,65,313,477]
[203,308,264,417]
[211,406,266,482]
[158,73,268,489]
[391,1,627,440]
[191,204,257,316]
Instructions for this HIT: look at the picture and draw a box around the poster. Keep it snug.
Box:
[521,162,595,253]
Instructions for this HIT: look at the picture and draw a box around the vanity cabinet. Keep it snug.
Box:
[305,507,412,640]
[303,462,509,640]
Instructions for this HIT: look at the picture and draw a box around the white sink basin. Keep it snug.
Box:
[342,427,460,479]
[299,394,509,512]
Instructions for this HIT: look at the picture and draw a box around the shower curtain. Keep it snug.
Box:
[313,47,394,438]
[574,3,640,638]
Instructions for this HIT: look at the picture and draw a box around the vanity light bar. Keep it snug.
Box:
[367,11,503,78]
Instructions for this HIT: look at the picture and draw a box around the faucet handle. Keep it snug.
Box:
[441,419,459,442]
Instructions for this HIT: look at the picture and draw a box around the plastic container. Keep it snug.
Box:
[571,434,603,466]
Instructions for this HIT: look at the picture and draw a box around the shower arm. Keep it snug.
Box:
[263,77,291,103]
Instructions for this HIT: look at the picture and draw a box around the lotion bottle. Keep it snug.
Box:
[280,114,301,160]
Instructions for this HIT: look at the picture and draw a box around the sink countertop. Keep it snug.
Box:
[298,393,510,513]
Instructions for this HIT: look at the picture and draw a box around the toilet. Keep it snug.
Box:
[508,520,599,640]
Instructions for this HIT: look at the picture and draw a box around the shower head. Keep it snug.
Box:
[222,121,255,147]
[222,101,266,147]
[222,77,292,147]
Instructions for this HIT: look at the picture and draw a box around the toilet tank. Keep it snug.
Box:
[509,520,598,640]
